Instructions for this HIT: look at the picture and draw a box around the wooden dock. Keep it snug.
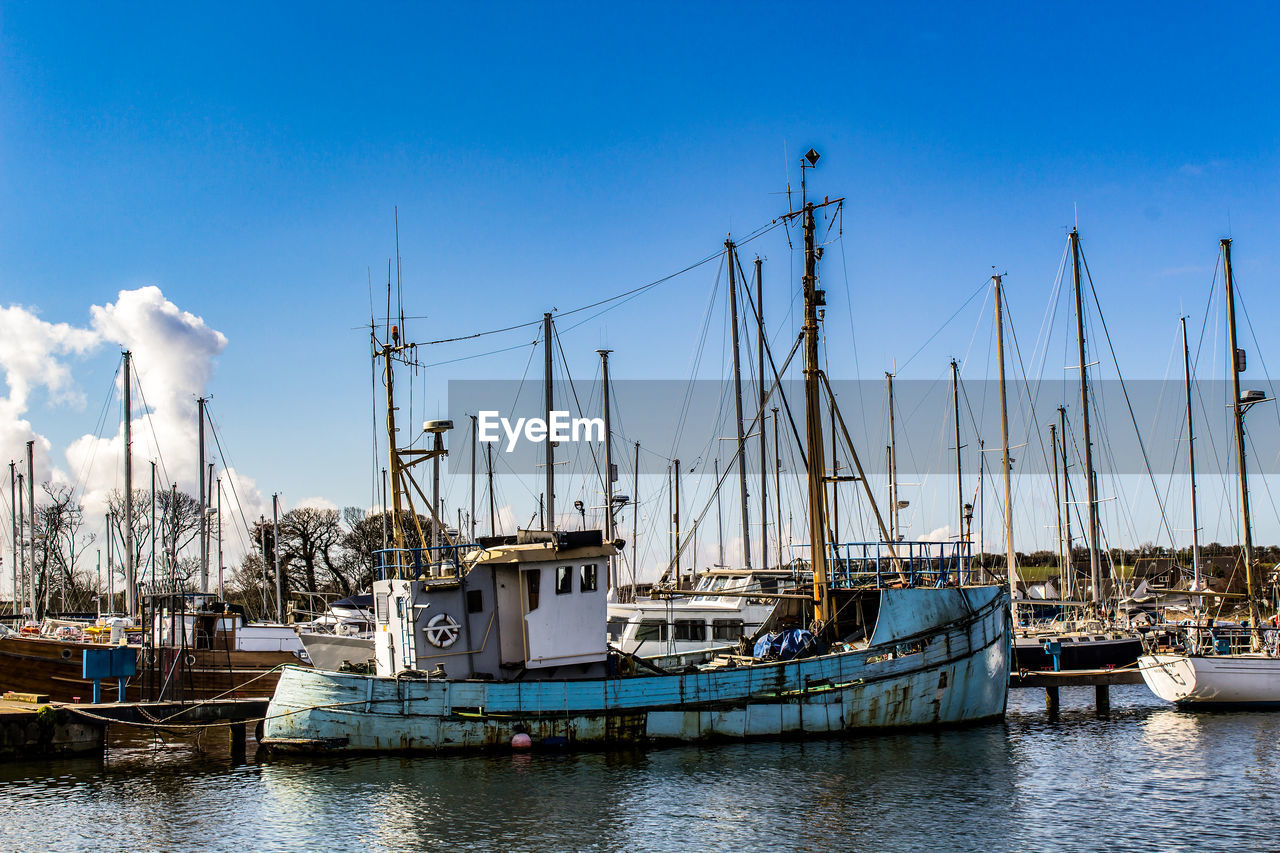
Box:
[1009,668,1145,714]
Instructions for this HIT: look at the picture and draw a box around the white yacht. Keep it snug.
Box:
[607,568,800,663]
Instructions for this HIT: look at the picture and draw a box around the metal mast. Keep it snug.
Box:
[1058,406,1072,599]
[673,458,681,586]
[26,441,34,618]
[1180,316,1201,589]
[1051,423,1063,589]
[198,395,208,593]
[383,330,406,550]
[1070,229,1102,606]
[598,349,616,587]
[994,275,1016,606]
[756,256,768,571]
[470,414,477,542]
[632,441,640,588]
[725,238,752,569]
[886,372,899,541]
[9,463,15,616]
[951,359,963,548]
[1223,238,1262,645]
[216,478,224,600]
[543,312,555,530]
[123,351,136,614]
[272,493,283,623]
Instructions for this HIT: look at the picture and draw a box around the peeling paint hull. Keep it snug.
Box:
[263,586,1010,753]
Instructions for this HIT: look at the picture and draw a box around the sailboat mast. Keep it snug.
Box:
[123,351,135,615]
[772,407,782,569]
[756,256,768,571]
[598,349,616,586]
[543,312,555,531]
[673,458,681,586]
[26,441,34,618]
[1058,406,1072,599]
[715,457,724,567]
[725,239,752,569]
[216,477,224,601]
[486,445,495,537]
[632,440,640,589]
[951,359,963,550]
[470,414,477,543]
[886,372,899,541]
[1222,238,1261,642]
[1051,423,1063,589]
[8,463,15,616]
[1180,316,1201,588]
[1070,229,1103,606]
[198,395,207,593]
[993,275,1016,606]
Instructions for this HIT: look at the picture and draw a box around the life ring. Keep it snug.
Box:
[424,613,460,648]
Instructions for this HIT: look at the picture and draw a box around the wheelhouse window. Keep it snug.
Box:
[524,569,541,611]
[636,620,667,643]
[580,564,598,592]
[555,566,573,595]
[674,619,706,641]
[712,618,744,640]
[607,617,627,640]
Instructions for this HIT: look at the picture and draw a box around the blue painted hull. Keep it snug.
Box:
[263,586,1010,753]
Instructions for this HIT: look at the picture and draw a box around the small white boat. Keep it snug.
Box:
[1140,648,1280,706]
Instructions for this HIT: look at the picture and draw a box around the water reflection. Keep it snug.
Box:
[1,691,1278,852]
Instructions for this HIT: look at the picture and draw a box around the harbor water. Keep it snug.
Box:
[2,685,1277,852]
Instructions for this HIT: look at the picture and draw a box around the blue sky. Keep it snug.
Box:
[2,2,1279,574]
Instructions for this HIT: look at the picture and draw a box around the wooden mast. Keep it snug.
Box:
[1222,237,1262,646]
[1070,228,1103,606]
[799,152,831,629]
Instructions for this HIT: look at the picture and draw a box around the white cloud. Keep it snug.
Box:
[0,304,100,489]
[292,496,339,512]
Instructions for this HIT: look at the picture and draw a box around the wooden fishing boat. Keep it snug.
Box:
[263,162,1012,754]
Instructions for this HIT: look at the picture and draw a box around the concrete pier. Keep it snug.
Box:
[0,696,270,763]
[0,697,105,760]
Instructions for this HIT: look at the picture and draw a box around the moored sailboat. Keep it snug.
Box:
[1140,238,1280,706]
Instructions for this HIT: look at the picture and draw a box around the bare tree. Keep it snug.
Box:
[32,484,95,617]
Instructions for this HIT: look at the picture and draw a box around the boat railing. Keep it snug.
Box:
[1169,622,1280,655]
[789,540,975,588]
[375,544,474,580]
